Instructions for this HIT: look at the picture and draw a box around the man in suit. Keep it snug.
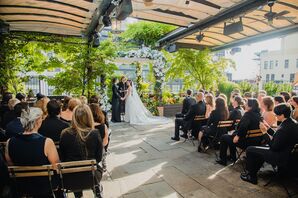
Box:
[176,89,196,118]
[171,92,206,141]
[112,78,122,122]
[240,103,298,184]
[118,76,128,116]
[39,100,69,142]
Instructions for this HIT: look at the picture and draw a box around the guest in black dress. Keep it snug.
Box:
[198,97,229,151]
[60,104,103,198]
[111,78,121,122]
[5,107,60,197]
[39,100,69,142]
[216,99,263,166]
[228,96,245,122]
[0,92,13,128]
[1,98,20,129]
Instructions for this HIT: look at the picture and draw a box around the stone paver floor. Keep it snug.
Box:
[77,121,298,198]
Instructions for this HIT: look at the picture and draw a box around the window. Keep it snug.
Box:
[269,60,274,69]
[296,59,298,68]
[275,60,278,67]
[264,61,268,69]
[290,73,295,82]
[281,74,284,78]
[266,74,270,82]
[25,77,40,95]
[285,59,289,68]
[271,74,275,81]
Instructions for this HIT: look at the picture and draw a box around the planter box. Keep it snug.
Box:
[163,104,182,117]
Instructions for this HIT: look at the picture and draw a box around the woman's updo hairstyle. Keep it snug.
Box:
[20,107,43,131]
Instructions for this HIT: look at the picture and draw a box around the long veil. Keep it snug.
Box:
[126,82,172,125]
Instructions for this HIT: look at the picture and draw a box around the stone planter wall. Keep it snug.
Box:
[163,104,182,117]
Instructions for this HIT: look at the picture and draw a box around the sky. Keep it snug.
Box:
[226,38,281,80]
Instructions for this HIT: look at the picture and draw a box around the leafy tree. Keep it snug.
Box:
[165,49,233,90]
[218,80,239,102]
[120,21,176,47]
[264,81,293,96]
[238,81,257,94]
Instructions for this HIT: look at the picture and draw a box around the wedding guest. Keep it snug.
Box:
[216,99,263,166]
[228,96,245,121]
[261,96,277,127]
[171,92,206,141]
[79,96,88,105]
[176,89,196,118]
[34,97,50,119]
[257,91,267,112]
[5,107,59,166]
[89,95,100,104]
[0,93,13,124]
[0,154,11,197]
[1,98,20,129]
[243,92,252,100]
[240,103,298,184]
[62,96,71,111]
[60,104,103,197]
[198,97,229,151]
[39,100,69,142]
[89,95,109,128]
[16,93,26,102]
[219,93,228,102]
[280,91,291,102]
[6,102,29,138]
[60,98,81,123]
[205,95,215,118]
[5,107,60,197]
[36,93,45,101]
[290,96,298,121]
[274,95,285,105]
[228,92,240,112]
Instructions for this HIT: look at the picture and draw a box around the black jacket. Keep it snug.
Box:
[267,118,298,153]
[39,116,69,142]
[228,106,244,121]
[184,101,206,121]
[112,84,121,100]
[236,111,262,138]
[181,96,196,115]
[117,82,127,97]
[207,110,227,130]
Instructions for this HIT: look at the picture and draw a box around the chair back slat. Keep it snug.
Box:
[217,120,234,128]
[59,166,96,174]
[9,165,54,178]
[194,115,207,121]
[246,129,263,138]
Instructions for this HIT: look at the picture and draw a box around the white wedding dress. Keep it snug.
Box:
[124,84,172,125]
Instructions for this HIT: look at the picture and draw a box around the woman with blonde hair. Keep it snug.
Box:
[34,97,50,119]
[60,104,103,197]
[205,95,215,118]
[261,96,277,127]
[60,98,81,122]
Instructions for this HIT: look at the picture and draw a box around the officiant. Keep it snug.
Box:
[118,76,128,117]
[111,78,121,122]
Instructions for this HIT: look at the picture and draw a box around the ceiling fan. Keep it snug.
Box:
[257,0,296,25]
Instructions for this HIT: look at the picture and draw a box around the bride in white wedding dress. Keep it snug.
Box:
[122,80,172,125]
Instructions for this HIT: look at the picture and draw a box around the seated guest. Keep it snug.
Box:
[261,96,277,127]
[60,98,81,123]
[1,98,20,129]
[6,102,29,138]
[228,96,244,121]
[0,154,11,197]
[257,91,267,113]
[171,92,206,141]
[198,97,229,151]
[218,94,228,102]
[274,95,285,106]
[62,96,71,111]
[280,91,291,102]
[89,95,109,128]
[176,90,196,118]
[216,99,263,166]
[34,97,50,120]
[0,92,13,126]
[240,103,298,184]
[16,93,26,102]
[228,92,240,112]
[5,107,59,166]
[89,103,108,147]
[39,100,69,142]
[79,96,88,105]
[243,92,252,100]
[289,96,298,121]
[205,95,215,118]
[60,104,103,197]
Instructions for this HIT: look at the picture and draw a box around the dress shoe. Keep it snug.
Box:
[171,137,180,141]
[215,159,227,166]
[240,173,257,185]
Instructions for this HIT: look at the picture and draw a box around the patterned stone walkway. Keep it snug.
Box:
[79,121,298,198]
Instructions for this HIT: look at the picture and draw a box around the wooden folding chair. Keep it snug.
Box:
[57,160,99,195]
[8,165,57,197]
[183,115,207,146]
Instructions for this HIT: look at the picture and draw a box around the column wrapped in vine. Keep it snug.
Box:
[135,62,143,96]
[99,74,111,112]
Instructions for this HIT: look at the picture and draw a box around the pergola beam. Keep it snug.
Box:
[212,25,298,51]
[157,0,269,47]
